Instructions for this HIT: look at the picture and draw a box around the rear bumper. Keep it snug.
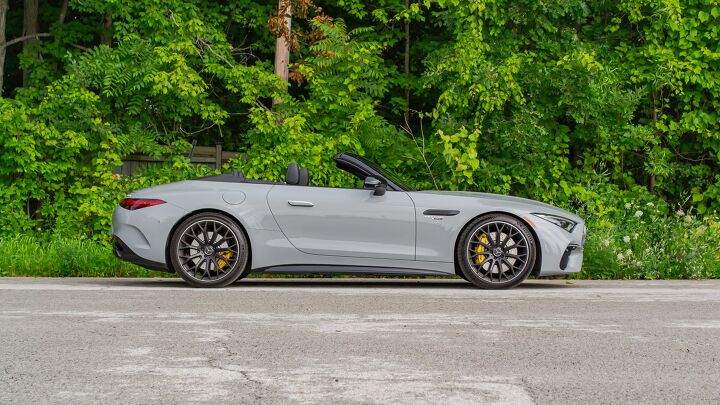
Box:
[113,237,171,272]
[111,202,188,265]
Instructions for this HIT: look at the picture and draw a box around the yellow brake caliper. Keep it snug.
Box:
[217,251,234,269]
[475,234,488,264]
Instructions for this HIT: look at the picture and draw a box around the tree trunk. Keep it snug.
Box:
[403,0,411,126]
[0,0,8,96]
[22,0,38,87]
[100,12,112,46]
[272,0,291,106]
[59,0,68,24]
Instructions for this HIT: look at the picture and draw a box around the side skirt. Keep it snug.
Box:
[252,264,452,277]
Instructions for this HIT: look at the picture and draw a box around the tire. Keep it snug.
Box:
[455,214,537,289]
[455,263,470,282]
[169,212,250,288]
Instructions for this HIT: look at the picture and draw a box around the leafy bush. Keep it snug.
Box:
[580,206,720,279]
[1,1,719,279]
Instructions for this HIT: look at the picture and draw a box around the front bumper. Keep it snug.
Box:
[532,219,585,277]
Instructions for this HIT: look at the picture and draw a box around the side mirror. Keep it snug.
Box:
[364,176,387,196]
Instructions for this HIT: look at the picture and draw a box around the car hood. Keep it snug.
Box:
[414,190,583,224]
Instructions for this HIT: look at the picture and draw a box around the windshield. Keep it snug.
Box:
[351,154,415,191]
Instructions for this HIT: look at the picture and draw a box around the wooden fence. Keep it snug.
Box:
[116,145,240,176]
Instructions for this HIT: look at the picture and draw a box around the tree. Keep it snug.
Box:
[273,0,291,87]
[0,0,7,95]
[100,12,111,46]
[22,0,38,87]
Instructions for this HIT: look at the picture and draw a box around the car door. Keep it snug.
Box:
[266,185,416,260]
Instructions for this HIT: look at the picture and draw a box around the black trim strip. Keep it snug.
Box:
[252,264,450,277]
[559,244,579,270]
[423,209,460,216]
[113,237,172,273]
[333,153,405,192]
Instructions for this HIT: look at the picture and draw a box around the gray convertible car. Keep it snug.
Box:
[112,153,585,288]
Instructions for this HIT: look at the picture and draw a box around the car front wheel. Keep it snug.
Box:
[456,214,537,289]
[169,213,250,288]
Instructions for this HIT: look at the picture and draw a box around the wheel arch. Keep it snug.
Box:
[453,211,542,278]
[164,208,253,273]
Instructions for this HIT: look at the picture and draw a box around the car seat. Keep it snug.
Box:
[298,167,309,186]
[286,163,299,185]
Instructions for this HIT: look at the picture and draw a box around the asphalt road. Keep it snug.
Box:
[0,278,718,404]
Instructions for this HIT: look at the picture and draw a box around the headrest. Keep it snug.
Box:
[298,167,309,186]
[286,162,299,185]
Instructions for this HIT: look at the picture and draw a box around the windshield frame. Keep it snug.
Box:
[336,153,415,191]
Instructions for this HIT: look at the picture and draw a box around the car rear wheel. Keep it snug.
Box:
[456,214,536,289]
[169,213,250,288]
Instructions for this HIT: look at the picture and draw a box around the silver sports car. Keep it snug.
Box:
[112,153,585,288]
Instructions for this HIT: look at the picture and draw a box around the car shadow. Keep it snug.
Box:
[111,277,575,290]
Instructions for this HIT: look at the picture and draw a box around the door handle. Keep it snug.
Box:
[288,200,314,207]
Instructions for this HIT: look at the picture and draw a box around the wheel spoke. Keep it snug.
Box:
[501,258,516,276]
[498,261,508,280]
[213,237,237,247]
[472,255,493,270]
[192,257,203,275]
[497,223,506,247]
[181,255,202,266]
[182,234,203,245]
[214,252,234,269]
[472,240,492,250]
[486,228,497,246]
[501,229,517,248]
[204,257,212,279]
[212,257,225,275]
[505,253,527,261]
[487,259,496,280]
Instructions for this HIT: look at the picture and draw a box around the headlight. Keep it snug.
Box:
[532,213,577,233]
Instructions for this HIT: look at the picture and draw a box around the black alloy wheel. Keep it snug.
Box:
[456,214,537,289]
[169,213,249,288]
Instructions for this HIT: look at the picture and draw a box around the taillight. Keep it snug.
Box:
[119,198,166,210]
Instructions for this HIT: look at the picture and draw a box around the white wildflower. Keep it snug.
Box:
[624,203,632,209]
[646,202,655,207]
[634,210,644,218]
[633,233,639,240]
[602,239,610,247]
[617,253,625,261]
[676,209,685,217]
[625,249,633,256]
[623,236,631,243]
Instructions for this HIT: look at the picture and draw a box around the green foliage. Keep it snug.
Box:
[0,234,160,277]
[232,19,409,187]
[1,0,719,278]
[579,205,720,279]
